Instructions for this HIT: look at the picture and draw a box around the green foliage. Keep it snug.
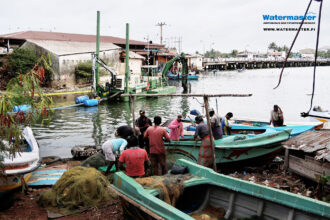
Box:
[0,55,54,174]
[318,50,330,58]
[8,48,38,76]
[268,42,289,53]
[75,61,109,83]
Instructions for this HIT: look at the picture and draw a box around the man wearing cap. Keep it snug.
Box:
[209,108,222,140]
[136,110,152,153]
[168,115,184,141]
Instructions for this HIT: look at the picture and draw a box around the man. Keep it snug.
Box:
[194,116,213,168]
[270,105,284,127]
[103,137,128,174]
[81,137,127,174]
[119,136,150,178]
[116,125,141,140]
[168,115,184,141]
[144,116,170,175]
[221,112,233,136]
[209,108,222,140]
[136,110,152,153]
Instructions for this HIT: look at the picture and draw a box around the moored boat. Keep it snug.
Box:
[111,159,330,220]
[165,128,292,167]
[168,72,199,80]
[0,127,41,192]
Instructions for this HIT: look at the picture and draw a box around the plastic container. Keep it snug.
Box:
[75,95,89,104]
[190,109,201,116]
[13,105,31,113]
[83,99,99,107]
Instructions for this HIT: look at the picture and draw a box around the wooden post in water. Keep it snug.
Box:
[203,96,217,172]
[130,96,136,136]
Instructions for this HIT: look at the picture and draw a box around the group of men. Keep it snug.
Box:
[83,104,283,177]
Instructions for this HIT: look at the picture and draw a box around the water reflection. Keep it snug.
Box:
[33,67,330,158]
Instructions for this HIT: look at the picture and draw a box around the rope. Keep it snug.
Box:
[273,0,313,89]
[302,0,323,117]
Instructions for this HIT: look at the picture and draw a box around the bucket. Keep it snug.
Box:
[75,95,89,104]
[83,99,99,107]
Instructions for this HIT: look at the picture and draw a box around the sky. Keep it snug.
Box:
[1,0,329,53]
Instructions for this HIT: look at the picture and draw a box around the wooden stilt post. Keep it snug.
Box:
[203,96,217,172]
[284,147,289,171]
[130,96,136,136]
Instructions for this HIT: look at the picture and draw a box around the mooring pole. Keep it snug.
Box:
[125,23,130,95]
[130,96,136,136]
[95,11,100,93]
[203,96,217,172]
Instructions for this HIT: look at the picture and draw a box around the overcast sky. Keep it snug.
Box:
[1,0,329,53]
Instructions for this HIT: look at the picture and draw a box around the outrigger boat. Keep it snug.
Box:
[111,159,330,220]
[0,127,41,192]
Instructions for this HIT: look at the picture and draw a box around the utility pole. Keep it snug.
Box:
[156,22,166,45]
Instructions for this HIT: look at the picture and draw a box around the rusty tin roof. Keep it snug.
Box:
[283,130,330,162]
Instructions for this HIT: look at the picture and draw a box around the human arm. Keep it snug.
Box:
[118,152,126,172]
[119,140,128,154]
[180,122,184,138]
[105,161,115,174]
[163,129,171,142]
[168,120,178,129]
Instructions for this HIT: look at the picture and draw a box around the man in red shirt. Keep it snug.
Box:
[119,136,150,178]
[144,116,170,175]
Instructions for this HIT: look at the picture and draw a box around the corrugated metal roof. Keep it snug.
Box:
[283,130,330,162]
[27,40,120,56]
[0,31,163,47]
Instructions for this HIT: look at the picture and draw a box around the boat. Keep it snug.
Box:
[0,127,41,192]
[237,66,246,72]
[307,106,330,127]
[168,72,199,80]
[111,159,330,220]
[165,128,292,167]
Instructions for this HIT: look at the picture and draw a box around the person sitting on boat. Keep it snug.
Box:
[168,115,184,141]
[221,112,233,135]
[270,105,284,127]
[209,108,222,140]
[144,116,171,175]
[194,116,213,168]
[136,110,152,153]
[119,136,150,178]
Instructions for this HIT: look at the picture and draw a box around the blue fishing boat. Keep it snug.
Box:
[168,72,199,80]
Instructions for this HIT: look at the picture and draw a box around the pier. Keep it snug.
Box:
[204,58,330,70]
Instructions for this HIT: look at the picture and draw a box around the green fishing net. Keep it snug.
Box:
[38,166,117,214]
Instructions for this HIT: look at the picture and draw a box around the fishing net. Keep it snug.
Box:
[136,174,191,206]
[38,166,117,214]
[80,152,107,169]
[189,206,226,220]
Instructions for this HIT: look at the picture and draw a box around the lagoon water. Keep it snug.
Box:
[33,66,330,158]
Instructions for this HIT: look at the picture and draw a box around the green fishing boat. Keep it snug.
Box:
[165,128,292,167]
[111,159,330,220]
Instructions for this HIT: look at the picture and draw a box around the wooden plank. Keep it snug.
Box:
[288,155,330,184]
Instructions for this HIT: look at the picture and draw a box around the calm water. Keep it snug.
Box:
[33,66,330,158]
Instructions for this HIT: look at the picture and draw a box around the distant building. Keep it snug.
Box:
[186,53,203,70]
[267,51,286,59]
[237,51,254,59]
[299,48,315,58]
[0,31,159,88]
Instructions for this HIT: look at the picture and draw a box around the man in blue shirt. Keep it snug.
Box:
[103,138,128,174]
[221,112,233,136]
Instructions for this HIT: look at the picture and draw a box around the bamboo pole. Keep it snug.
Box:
[203,96,217,172]
[130,96,136,136]
[121,94,252,98]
